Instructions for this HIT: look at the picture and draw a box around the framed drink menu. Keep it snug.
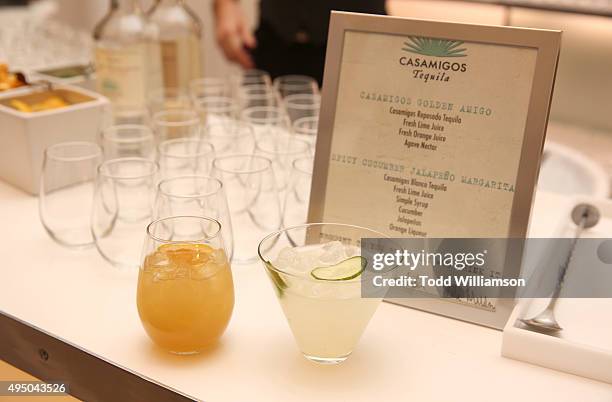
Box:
[308,12,561,328]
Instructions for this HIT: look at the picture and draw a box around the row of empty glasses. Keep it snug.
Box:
[39,142,272,267]
[40,69,317,267]
[100,122,310,192]
[113,73,319,140]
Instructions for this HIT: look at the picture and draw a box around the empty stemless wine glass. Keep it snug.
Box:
[282,156,314,228]
[148,87,192,115]
[137,216,234,354]
[152,108,201,142]
[39,141,102,248]
[194,96,238,125]
[189,77,230,102]
[273,75,319,98]
[292,116,319,150]
[237,84,279,110]
[158,138,215,178]
[92,158,159,269]
[202,120,255,156]
[111,105,151,126]
[232,69,272,92]
[284,94,320,124]
[255,134,310,191]
[101,124,156,160]
[212,155,281,264]
[154,175,234,261]
[241,106,291,139]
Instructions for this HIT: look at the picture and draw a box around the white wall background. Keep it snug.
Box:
[49,0,612,133]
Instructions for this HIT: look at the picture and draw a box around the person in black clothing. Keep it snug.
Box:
[213,0,386,85]
[0,0,28,5]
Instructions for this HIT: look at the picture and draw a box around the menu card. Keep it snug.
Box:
[310,12,561,327]
[323,30,537,237]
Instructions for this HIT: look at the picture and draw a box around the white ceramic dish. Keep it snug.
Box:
[0,84,109,195]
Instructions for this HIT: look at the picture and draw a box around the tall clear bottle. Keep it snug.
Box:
[148,0,203,91]
[93,0,163,109]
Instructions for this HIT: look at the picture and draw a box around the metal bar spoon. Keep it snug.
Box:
[520,203,600,333]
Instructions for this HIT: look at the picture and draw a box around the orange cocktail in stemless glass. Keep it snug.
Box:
[137,216,234,354]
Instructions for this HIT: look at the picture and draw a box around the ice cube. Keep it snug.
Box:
[273,246,299,271]
[145,250,171,271]
[290,245,324,273]
[343,244,360,259]
[317,241,347,266]
[190,265,210,280]
[190,249,227,280]
[273,241,355,278]
[152,266,176,282]
[174,267,189,279]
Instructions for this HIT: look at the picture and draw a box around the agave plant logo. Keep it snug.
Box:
[402,37,467,58]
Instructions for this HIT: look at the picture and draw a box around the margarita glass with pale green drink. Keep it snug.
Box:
[258,223,390,364]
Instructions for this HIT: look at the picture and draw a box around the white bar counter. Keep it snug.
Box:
[0,181,610,401]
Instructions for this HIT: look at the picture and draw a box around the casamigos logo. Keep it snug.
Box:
[399,36,468,82]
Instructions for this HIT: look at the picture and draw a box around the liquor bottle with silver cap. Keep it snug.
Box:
[147,0,203,91]
[93,0,163,109]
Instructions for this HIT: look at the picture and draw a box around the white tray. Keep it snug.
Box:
[502,196,612,384]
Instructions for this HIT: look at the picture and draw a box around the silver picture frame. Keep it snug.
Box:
[308,11,562,329]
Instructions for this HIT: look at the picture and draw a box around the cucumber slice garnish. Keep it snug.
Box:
[310,256,366,281]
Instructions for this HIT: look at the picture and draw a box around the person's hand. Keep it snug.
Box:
[213,0,256,69]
